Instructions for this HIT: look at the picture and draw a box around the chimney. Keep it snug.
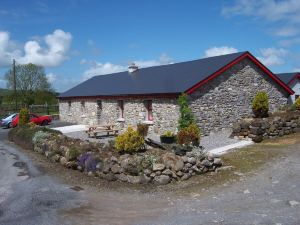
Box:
[128,63,138,73]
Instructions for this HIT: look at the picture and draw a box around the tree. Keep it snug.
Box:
[177,94,195,130]
[5,63,52,107]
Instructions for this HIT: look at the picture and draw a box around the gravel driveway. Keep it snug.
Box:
[1,127,300,225]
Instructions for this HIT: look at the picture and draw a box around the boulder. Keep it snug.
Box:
[152,163,165,171]
[162,169,173,176]
[120,156,139,175]
[60,157,67,166]
[143,169,152,176]
[181,173,191,181]
[162,152,184,171]
[153,175,170,185]
[116,173,128,182]
[213,158,222,166]
[187,157,196,164]
[201,159,213,167]
[127,175,142,184]
[111,164,122,174]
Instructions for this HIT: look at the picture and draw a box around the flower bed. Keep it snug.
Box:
[8,126,223,185]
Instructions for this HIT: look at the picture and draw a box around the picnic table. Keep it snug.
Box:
[86,124,119,138]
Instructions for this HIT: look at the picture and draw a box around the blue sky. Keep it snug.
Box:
[0,0,300,92]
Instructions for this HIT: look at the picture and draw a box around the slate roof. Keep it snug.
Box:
[276,73,299,85]
[59,51,293,98]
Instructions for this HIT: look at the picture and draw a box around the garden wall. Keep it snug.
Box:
[231,111,300,142]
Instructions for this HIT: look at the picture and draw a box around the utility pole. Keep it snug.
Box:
[13,59,17,111]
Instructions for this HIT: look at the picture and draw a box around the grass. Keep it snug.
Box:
[161,133,300,196]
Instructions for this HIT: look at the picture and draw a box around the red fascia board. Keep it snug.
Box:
[185,52,295,95]
[58,93,179,100]
[287,73,300,86]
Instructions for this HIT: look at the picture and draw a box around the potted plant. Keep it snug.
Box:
[160,131,176,144]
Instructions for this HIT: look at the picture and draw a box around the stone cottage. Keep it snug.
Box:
[58,51,294,135]
[276,72,300,104]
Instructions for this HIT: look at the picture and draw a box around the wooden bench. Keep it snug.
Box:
[86,124,119,138]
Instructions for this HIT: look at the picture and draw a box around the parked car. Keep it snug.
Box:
[0,113,18,128]
[12,113,52,127]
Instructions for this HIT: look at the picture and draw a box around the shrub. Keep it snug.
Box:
[68,147,81,161]
[115,126,145,153]
[137,123,149,137]
[19,108,30,126]
[178,94,195,130]
[177,123,201,146]
[32,131,51,145]
[161,131,175,137]
[252,91,269,118]
[294,97,300,110]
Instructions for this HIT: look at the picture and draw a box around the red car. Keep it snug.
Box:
[12,113,52,127]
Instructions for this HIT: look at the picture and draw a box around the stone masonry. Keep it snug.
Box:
[59,58,289,135]
[189,58,288,135]
[59,98,180,135]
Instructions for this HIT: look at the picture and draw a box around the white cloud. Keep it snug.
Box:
[204,46,238,57]
[222,0,300,37]
[257,48,288,67]
[293,68,300,72]
[0,29,72,68]
[274,26,299,37]
[83,53,173,80]
[46,73,56,83]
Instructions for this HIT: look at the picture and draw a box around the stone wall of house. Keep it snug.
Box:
[189,58,288,135]
[59,98,180,135]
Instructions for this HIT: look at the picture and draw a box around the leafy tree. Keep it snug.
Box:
[5,63,52,107]
[19,108,30,126]
[178,94,195,130]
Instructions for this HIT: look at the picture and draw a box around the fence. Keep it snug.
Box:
[0,103,59,118]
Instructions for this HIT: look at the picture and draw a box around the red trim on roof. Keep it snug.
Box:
[58,93,179,100]
[185,52,294,95]
[287,73,300,86]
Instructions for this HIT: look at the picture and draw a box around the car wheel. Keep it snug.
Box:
[41,120,48,126]
[7,122,12,128]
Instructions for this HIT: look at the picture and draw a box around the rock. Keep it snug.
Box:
[111,164,122,174]
[181,156,188,163]
[181,173,191,180]
[77,165,83,172]
[66,161,77,170]
[143,169,152,176]
[252,135,263,143]
[185,163,193,168]
[176,171,183,177]
[88,171,94,176]
[153,175,170,185]
[288,200,299,207]
[50,154,60,163]
[201,159,213,167]
[60,157,67,166]
[152,163,165,171]
[96,162,103,170]
[127,175,142,184]
[243,189,250,194]
[213,158,222,166]
[155,171,162,176]
[120,157,139,175]
[150,173,156,178]
[191,165,200,173]
[110,156,118,162]
[187,157,196,164]
[116,173,128,182]
[140,174,152,184]
[162,153,184,171]
[102,162,111,174]
[162,169,173,175]
[104,173,117,181]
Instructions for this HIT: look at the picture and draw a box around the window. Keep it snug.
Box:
[145,100,153,121]
[68,101,71,111]
[118,100,124,118]
[81,101,85,112]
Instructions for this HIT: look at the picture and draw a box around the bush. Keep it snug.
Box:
[19,108,30,126]
[178,94,195,130]
[115,126,144,153]
[68,147,81,161]
[294,97,300,110]
[252,91,269,118]
[161,131,175,137]
[177,123,201,146]
[137,123,149,137]
[8,125,61,150]
[32,131,51,145]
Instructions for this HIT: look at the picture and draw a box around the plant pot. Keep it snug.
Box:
[160,136,176,144]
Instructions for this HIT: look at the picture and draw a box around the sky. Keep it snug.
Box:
[0,0,300,92]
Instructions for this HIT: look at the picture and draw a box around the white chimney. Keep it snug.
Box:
[128,63,138,73]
